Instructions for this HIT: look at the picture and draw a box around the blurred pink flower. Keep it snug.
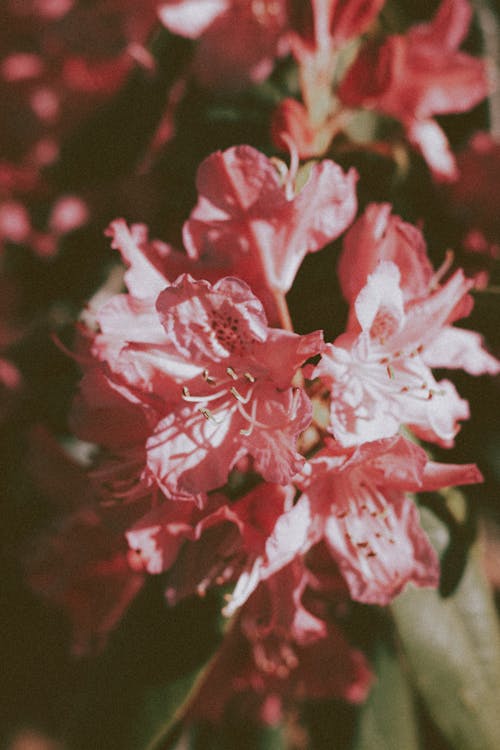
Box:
[339,0,489,179]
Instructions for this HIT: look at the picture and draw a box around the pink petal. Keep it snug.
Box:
[156,273,268,363]
[106,219,169,299]
[324,492,439,605]
[423,326,500,375]
[125,499,196,574]
[183,146,357,306]
[147,401,243,496]
[407,119,458,181]
[241,384,312,484]
[338,203,433,304]
[421,461,483,490]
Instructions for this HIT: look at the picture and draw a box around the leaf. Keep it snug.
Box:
[136,657,214,750]
[391,506,500,750]
[352,640,420,750]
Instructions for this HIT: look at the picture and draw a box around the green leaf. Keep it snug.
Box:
[353,640,420,750]
[135,656,215,750]
[391,507,500,750]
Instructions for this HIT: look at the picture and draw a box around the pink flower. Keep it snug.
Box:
[445,132,500,260]
[23,428,145,655]
[339,0,489,179]
[338,203,433,307]
[293,436,482,605]
[315,261,474,446]
[337,204,500,379]
[26,506,145,655]
[158,0,289,89]
[80,266,321,499]
[146,274,322,495]
[183,145,357,322]
[126,482,295,602]
[189,562,371,724]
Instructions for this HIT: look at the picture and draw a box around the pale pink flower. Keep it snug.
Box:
[315,261,474,446]
[337,204,500,379]
[339,0,489,179]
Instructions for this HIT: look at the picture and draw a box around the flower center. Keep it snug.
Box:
[181,365,267,436]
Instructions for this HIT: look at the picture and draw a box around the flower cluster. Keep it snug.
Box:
[19,0,499,731]
[32,138,491,719]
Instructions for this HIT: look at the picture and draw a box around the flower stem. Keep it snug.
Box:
[272,288,294,332]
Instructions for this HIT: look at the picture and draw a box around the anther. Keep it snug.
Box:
[199,407,224,424]
[244,372,256,383]
[226,366,238,380]
[203,369,216,385]
[182,386,190,398]
[386,365,395,380]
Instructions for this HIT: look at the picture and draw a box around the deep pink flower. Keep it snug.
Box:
[183,145,357,321]
[126,482,295,602]
[339,0,489,179]
[445,132,500,260]
[293,435,482,605]
[27,506,145,655]
[24,428,145,655]
[189,562,371,724]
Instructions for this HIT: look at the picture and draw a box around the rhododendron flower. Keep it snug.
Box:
[183,145,357,322]
[158,0,289,89]
[23,428,146,655]
[126,482,296,604]
[190,562,371,723]
[339,0,489,179]
[80,264,322,499]
[146,274,322,495]
[288,0,384,51]
[27,506,145,655]
[292,436,482,605]
[315,261,478,446]
[338,203,433,307]
[338,204,500,379]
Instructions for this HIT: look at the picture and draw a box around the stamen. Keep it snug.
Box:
[226,366,238,380]
[199,407,225,424]
[237,399,270,431]
[203,369,216,385]
[430,249,454,289]
[230,386,252,404]
[244,372,256,383]
[182,387,229,403]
